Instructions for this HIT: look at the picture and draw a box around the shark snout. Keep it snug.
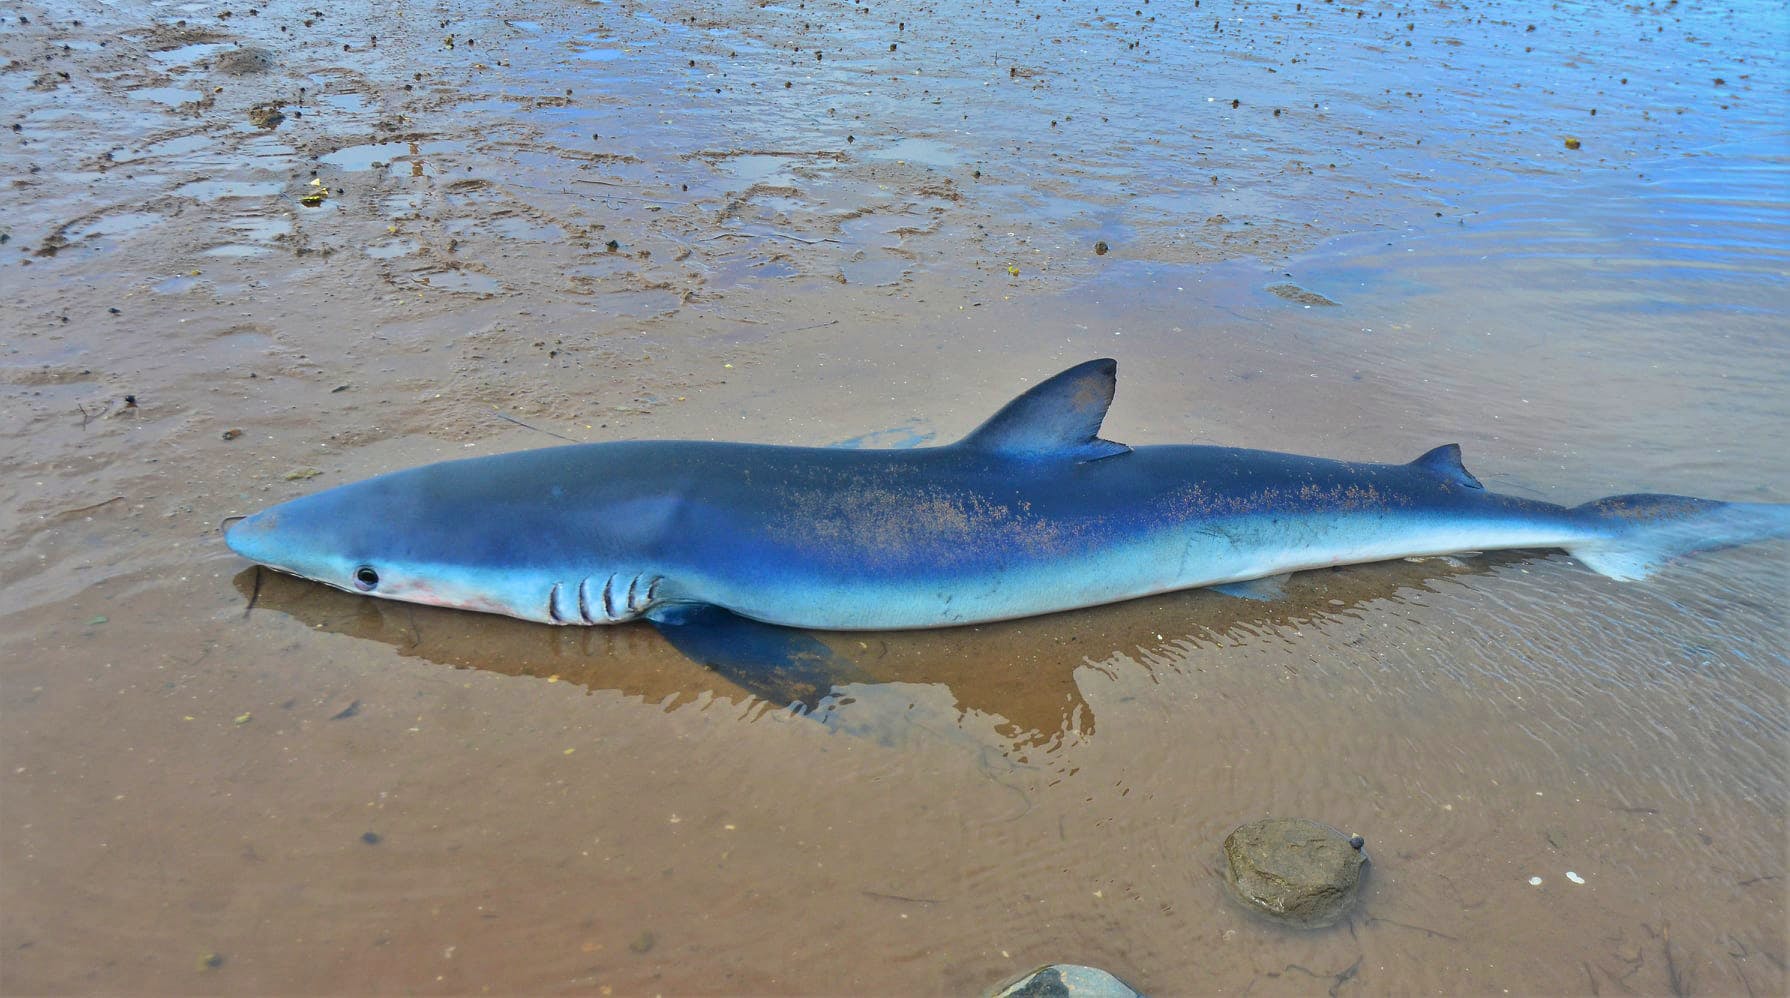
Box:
[223,510,284,565]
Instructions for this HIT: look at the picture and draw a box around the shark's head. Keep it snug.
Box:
[225,467,556,620]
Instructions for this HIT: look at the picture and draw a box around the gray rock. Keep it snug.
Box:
[246,104,284,130]
[992,964,1144,998]
[215,47,275,76]
[1222,817,1367,928]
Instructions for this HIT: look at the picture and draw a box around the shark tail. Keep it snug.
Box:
[1567,494,1790,580]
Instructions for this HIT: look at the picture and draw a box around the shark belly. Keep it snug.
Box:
[1171,508,1593,584]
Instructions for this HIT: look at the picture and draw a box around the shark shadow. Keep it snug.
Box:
[232,551,1534,750]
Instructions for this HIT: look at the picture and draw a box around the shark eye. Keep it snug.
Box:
[353,566,380,592]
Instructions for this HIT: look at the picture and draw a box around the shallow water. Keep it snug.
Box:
[3,0,1786,994]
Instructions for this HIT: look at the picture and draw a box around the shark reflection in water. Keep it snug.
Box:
[234,552,1519,751]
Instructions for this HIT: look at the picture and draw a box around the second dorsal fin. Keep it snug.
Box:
[1410,443,1484,490]
[956,359,1131,462]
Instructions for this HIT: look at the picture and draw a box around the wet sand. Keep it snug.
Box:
[3,0,1786,994]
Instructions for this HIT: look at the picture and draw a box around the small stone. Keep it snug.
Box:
[993,964,1143,998]
[215,47,275,75]
[1094,240,1109,256]
[628,930,655,954]
[1222,817,1368,928]
[361,831,381,845]
[199,952,224,970]
[221,428,243,441]
[1264,282,1339,307]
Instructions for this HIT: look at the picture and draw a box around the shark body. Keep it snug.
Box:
[226,360,1788,678]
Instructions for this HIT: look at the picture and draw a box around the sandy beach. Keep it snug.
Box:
[3,0,1786,993]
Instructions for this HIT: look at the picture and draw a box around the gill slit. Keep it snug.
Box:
[556,573,665,623]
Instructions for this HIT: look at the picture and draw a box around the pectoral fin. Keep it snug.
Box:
[1211,573,1293,602]
[646,603,863,711]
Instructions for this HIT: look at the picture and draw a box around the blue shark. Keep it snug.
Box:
[226,359,1787,685]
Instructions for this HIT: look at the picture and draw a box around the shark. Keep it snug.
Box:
[225,359,1788,693]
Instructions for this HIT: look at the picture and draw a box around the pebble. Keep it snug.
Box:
[992,964,1142,998]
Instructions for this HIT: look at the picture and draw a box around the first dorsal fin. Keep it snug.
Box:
[1410,443,1483,490]
[957,359,1131,462]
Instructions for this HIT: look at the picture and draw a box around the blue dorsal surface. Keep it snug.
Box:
[954,358,1132,463]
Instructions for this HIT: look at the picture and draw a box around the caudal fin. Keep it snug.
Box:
[1568,494,1790,580]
